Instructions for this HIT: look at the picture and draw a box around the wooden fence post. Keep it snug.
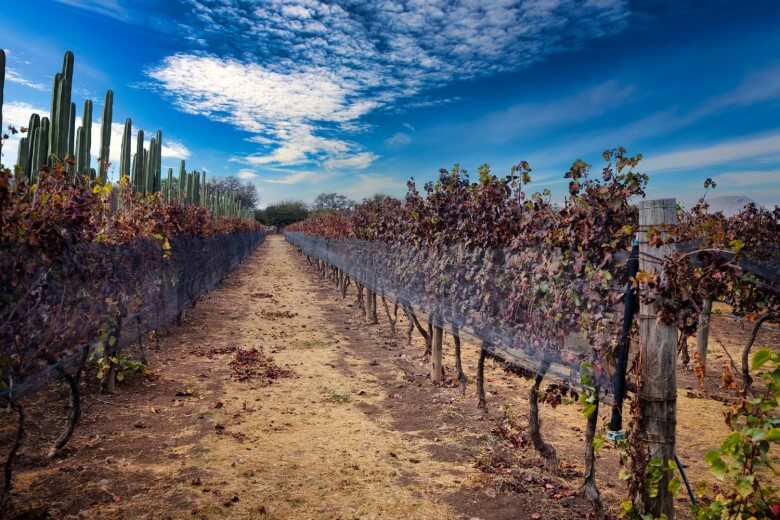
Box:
[696,296,713,374]
[637,198,677,518]
[431,322,443,383]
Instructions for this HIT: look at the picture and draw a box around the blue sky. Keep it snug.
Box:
[2,0,779,207]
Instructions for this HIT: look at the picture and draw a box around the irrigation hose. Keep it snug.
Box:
[675,452,697,506]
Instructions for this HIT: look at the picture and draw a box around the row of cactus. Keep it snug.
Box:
[0,50,253,219]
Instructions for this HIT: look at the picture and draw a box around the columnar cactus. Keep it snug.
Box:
[16,137,28,180]
[49,51,74,163]
[75,99,92,177]
[166,167,173,202]
[119,118,131,179]
[22,113,41,181]
[178,160,186,200]
[98,90,113,182]
[0,49,4,161]
[201,171,207,206]
[30,118,51,179]
[154,130,162,193]
[67,102,76,174]
[74,127,82,180]
[133,129,144,191]
[142,144,150,195]
[31,123,49,182]
[144,138,155,194]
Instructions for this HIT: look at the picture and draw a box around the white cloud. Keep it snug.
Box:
[701,63,780,112]
[384,132,412,147]
[713,170,780,186]
[642,132,780,172]
[341,173,404,199]
[261,170,331,185]
[5,69,47,91]
[476,81,635,143]
[244,126,350,166]
[54,0,129,21]
[237,169,258,179]
[324,152,377,170]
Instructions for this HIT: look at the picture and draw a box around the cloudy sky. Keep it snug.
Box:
[2,0,779,207]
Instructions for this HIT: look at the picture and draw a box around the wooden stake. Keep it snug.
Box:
[431,323,443,383]
[637,198,677,519]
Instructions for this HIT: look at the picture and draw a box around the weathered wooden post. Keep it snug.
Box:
[431,321,443,383]
[696,296,713,373]
[637,198,677,518]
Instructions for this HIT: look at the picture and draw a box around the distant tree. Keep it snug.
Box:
[255,200,310,229]
[361,193,399,204]
[310,192,356,213]
[207,176,259,209]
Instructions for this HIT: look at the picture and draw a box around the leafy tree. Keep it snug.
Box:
[256,200,309,229]
[310,192,356,213]
[207,176,259,209]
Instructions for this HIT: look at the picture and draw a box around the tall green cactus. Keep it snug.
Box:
[30,118,51,180]
[144,138,154,195]
[47,51,74,165]
[67,101,76,174]
[16,137,28,181]
[178,160,186,201]
[31,123,49,182]
[152,130,162,193]
[119,118,131,179]
[74,127,82,181]
[201,171,207,206]
[166,167,173,202]
[98,90,113,182]
[133,129,144,192]
[22,113,41,181]
[76,99,92,177]
[0,49,5,164]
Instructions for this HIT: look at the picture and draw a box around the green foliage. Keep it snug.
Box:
[579,361,598,419]
[94,353,146,383]
[693,349,779,519]
[256,200,310,228]
[310,192,356,214]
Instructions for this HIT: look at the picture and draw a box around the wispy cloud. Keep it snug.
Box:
[54,0,129,21]
[698,62,780,113]
[261,170,331,185]
[5,69,47,91]
[642,132,780,172]
[713,169,780,186]
[398,96,463,111]
[385,132,412,147]
[473,81,635,143]
[324,152,377,170]
[237,169,258,179]
[341,173,403,199]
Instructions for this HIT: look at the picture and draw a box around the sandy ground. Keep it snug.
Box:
[2,234,778,520]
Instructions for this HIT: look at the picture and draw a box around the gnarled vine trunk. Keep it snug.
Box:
[583,388,603,518]
[529,359,558,471]
[477,346,487,411]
